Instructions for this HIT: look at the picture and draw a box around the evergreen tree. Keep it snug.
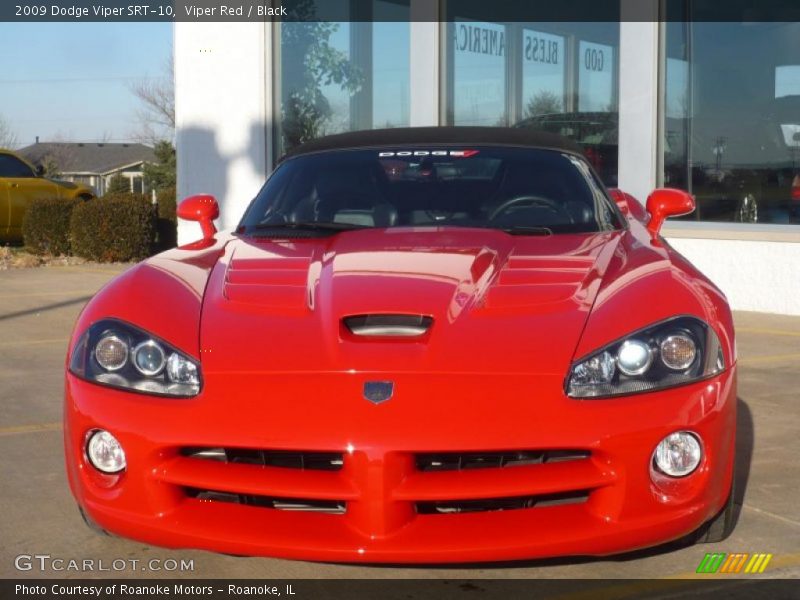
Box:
[143,141,176,192]
[106,173,130,196]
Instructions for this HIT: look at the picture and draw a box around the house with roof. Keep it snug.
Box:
[17,141,156,196]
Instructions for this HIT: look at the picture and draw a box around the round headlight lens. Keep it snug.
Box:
[94,334,128,371]
[654,431,702,477]
[132,340,166,376]
[166,352,199,385]
[86,430,126,474]
[660,334,697,370]
[617,339,653,376]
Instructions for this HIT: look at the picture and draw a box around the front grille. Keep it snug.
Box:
[415,450,590,472]
[185,487,346,514]
[417,491,590,514]
[181,447,344,471]
[164,446,603,521]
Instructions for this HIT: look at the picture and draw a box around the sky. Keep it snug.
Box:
[0,22,172,148]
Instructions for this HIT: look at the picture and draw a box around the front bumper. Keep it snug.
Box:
[64,368,737,563]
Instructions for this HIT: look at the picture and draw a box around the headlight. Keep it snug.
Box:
[69,319,201,397]
[567,316,724,399]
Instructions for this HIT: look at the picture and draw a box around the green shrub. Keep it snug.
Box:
[71,194,155,262]
[156,186,177,221]
[155,186,177,250]
[22,197,80,256]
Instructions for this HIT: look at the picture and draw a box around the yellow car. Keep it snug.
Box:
[0,149,95,243]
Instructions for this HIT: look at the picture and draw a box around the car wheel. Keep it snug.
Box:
[696,483,736,544]
[737,193,758,223]
[78,506,110,536]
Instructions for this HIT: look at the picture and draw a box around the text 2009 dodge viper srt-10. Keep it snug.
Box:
[64,127,736,562]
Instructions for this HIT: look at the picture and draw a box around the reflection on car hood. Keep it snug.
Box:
[199,228,621,375]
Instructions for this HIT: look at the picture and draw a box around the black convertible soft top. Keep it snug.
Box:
[281,126,584,161]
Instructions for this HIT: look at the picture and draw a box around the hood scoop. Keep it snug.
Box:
[343,314,433,338]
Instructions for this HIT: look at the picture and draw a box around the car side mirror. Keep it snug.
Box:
[35,164,45,177]
[178,194,219,241]
[646,188,695,236]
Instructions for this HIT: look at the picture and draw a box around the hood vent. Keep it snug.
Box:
[344,314,433,338]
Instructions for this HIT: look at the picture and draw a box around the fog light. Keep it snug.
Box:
[86,430,126,474]
[654,431,701,477]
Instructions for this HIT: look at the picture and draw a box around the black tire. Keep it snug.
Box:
[78,506,110,536]
[696,483,736,543]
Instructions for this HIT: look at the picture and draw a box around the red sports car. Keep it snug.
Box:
[64,128,737,562]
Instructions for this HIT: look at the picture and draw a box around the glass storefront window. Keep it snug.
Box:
[664,20,800,224]
[449,20,508,126]
[523,29,566,117]
[275,0,410,156]
[578,40,614,112]
[372,19,410,128]
[445,20,620,186]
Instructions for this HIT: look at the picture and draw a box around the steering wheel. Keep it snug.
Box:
[489,195,568,222]
[315,193,375,218]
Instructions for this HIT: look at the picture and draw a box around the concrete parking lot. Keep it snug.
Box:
[1,265,798,580]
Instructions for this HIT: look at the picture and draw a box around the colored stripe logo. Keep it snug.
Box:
[696,553,773,574]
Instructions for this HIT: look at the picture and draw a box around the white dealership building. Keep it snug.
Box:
[175,1,800,315]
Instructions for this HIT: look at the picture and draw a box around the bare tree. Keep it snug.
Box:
[129,54,175,143]
[19,133,79,179]
[525,90,563,118]
[39,144,78,179]
[0,115,19,149]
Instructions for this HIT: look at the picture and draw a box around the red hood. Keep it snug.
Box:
[199,228,621,376]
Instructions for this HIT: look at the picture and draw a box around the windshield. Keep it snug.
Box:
[240,146,621,235]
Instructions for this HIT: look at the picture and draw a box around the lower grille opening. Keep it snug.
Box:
[185,487,346,514]
[416,450,590,472]
[181,447,344,471]
[416,491,590,514]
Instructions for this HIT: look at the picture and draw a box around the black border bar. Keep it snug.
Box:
[3,0,800,23]
[2,579,799,600]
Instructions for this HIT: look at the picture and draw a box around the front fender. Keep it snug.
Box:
[67,237,230,361]
[574,225,735,368]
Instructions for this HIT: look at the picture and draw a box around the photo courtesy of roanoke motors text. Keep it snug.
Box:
[0,0,798,598]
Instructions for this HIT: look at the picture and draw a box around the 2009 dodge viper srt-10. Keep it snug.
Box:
[64,127,737,562]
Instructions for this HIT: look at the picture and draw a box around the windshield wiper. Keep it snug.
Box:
[252,221,370,234]
[499,226,553,236]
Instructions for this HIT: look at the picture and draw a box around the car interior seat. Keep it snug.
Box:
[295,168,398,227]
